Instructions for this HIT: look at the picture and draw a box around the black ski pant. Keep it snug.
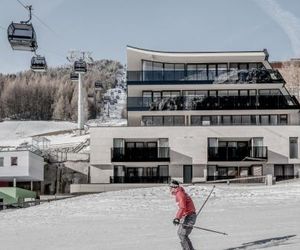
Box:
[177,213,196,250]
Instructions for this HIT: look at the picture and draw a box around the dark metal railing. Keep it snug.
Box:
[127,69,285,84]
[127,95,300,111]
[111,147,170,162]
[208,146,268,161]
[110,176,171,183]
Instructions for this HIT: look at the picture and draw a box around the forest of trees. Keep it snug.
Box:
[0,60,124,121]
[279,60,300,101]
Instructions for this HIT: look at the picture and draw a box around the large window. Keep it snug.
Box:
[191,116,201,126]
[142,116,185,126]
[190,114,288,126]
[198,65,207,80]
[158,165,169,177]
[187,65,197,80]
[140,61,265,82]
[208,65,216,80]
[289,137,298,159]
[217,64,228,77]
[279,114,288,125]
[153,62,163,80]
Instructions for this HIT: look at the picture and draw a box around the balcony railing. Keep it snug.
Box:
[111,147,170,162]
[127,69,285,84]
[127,95,300,111]
[208,146,268,161]
[110,176,171,183]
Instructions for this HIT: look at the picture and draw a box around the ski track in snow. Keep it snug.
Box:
[1,182,300,250]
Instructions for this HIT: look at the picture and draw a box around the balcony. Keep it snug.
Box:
[127,95,300,111]
[208,146,268,161]
[127,69,285,84]
[111,147,170,162]
[110,176,171,183]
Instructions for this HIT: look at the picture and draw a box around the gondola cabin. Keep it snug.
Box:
[70,72,79,81]
[94,81,103,90]
[31,55,47,72]
[7,22,38,51]
[74,59,87,73]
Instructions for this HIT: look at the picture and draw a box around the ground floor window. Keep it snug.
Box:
[274,164,295,181]
[111,165,170,183]
[207,165,263,181]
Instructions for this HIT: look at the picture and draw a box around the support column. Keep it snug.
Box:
[13,178,16,187]
[78,73,84,130]
[30,181,33,191]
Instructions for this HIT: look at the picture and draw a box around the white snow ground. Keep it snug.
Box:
[1,181,300,250]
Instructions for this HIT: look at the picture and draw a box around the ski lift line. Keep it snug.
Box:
[16,0,61,38]
[37,46,66,59]
[16,0,27,9]
[32,13,60,37]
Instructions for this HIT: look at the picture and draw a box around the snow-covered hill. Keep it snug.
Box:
[0,121,77,147]
[0,182,299,250]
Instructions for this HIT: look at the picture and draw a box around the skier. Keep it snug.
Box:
[170,180,196,250]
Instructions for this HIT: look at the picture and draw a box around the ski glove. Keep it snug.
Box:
[173,218,180,226]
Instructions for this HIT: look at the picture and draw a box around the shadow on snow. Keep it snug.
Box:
[225,235,296,250]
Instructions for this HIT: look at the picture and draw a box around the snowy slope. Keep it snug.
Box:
[0,182,300,250]
[87,85,127,127]
[0,121,77,147]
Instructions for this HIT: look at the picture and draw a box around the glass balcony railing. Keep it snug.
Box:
[208,146,268,161]
[111,147,170,162]
[127,69,285,84]
[127,95,300,111]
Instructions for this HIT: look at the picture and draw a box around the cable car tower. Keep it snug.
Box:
[67,50,93,130]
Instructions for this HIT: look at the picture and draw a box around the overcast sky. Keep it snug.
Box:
[1,0,300,73]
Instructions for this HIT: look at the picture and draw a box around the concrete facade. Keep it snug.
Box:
[90,126,300,183]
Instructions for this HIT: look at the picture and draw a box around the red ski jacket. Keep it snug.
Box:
[174,186,196,219]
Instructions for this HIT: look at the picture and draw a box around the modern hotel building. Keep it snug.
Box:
[89,46,300,184]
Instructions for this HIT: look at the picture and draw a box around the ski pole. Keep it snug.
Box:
[182,223,228,236]
[196,185,215,217]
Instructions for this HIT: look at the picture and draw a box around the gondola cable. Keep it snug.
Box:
[16,0,61,38]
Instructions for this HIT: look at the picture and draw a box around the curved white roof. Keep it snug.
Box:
[127,46,271,70]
